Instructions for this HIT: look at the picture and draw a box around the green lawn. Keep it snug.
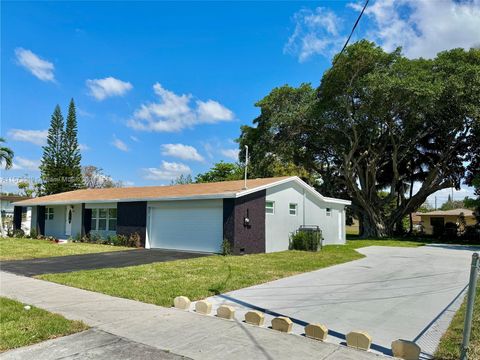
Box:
[0,297,88,351]
[435,284,480,360]
[39,239,424,307]
[0,237,133,261]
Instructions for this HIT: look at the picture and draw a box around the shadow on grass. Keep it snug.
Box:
[208,257,233,295]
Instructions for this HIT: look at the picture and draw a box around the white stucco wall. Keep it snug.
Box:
[44,205,66,238]
[31,206,37,233]
[43,204,83,239]
[265,181,346,253]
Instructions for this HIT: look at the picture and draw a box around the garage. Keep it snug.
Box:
[147,199,224,253]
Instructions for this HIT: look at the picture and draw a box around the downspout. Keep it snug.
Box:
[303,189,306,226]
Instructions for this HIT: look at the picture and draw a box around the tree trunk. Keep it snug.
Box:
[359,207,389,238]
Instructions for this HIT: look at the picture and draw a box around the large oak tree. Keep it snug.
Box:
[239,41,480,237]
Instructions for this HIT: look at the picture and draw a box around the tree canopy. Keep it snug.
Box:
[195,161,243,183]
[239,41,480,237]
[40,101,84,195]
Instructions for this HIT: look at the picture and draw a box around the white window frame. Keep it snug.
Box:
[91,208,117,231]
[326,208,332,217]
[265,201,275,215]
[45,207,54,220]
[289,203,298,216]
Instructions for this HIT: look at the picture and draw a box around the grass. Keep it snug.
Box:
[0,297,88,351]
[0,237,133,261]
[39,239,424,308]
[434,283,480,360]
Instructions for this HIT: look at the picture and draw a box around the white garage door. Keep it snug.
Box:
[148,200,223,253]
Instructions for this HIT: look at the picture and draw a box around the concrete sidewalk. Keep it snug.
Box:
[1,328,188,360]
[0,271,384,360]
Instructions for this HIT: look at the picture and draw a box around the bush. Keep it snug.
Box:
[221,238,232,256]
[444,222,458,238]
[289,230,322,251]
[30,228,38,239]
[126,232,142,248]
[462,226,480,243]
[69,232,143,248]
[11,229,25,238]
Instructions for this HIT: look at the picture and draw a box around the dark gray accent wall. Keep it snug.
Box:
[13,206,22,230]
[117,201,147,247]
[223,190,266,255]
[37,206,45,235]
[83,208,92,236]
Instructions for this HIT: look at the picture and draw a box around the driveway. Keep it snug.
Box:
[0,249,209,276]
[201,245,477,358]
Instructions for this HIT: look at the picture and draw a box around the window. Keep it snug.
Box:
[45,207,54,220]
[91,208,117,231]
[108,209,117,231]
[326,208,331,216]
[289,203,297,216]
[265,201,275,214]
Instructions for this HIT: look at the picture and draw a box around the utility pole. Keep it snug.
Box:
[460,253,479,360]
[435,196,437,210]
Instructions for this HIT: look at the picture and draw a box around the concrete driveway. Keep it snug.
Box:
[201,245,477,358]
[0,249,209,276]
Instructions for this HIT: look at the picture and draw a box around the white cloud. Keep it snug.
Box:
[15,48,55,81]
[79,143,90,151]
[143,161,191,181]
[221,148,239,161]
[284,7,344,62]
[196,100,234,123]
[288,1,480,62]
[130,136,139,142]
[349,0,480,58]
[8,129,48,146]
[11,157,40,171]
[86,77,133,100]
[128,83,234,132]
[161,143,204,162]
[77,108,94,118]
[111,136,129,152]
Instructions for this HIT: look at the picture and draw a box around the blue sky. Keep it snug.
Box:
[2,1,479,204]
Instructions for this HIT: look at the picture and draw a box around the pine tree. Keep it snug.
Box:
[40,105,66,195]
[63,99,84,189]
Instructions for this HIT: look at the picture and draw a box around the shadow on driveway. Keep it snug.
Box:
[0,249,210,277]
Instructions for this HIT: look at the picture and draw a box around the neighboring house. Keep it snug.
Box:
[13,176,351,254]
[417,208,477,235]
[1,195,31,234]
[1,195,30,216]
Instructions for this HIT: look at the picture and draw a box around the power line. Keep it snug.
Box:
[333,0,370,66]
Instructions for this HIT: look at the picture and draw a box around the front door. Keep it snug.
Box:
[65,206,73,236]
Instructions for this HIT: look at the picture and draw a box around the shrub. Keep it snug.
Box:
[221,238,232,256]
[127,232,142,248]
[289,230,322,251]
[30,228,38,239]
[12,229,25,238]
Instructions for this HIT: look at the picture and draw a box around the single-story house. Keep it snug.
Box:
[12,176,351,254]
[1,195,31,233]
[417,208,477,235]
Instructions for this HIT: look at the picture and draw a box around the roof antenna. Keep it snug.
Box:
[243,145,249,190]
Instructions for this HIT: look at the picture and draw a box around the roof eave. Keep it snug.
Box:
[236,176,352,206]
[12,192,237,207]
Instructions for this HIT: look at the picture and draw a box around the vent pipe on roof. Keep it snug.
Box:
[243,145,249,190]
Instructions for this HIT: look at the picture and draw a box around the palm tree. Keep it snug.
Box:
[0,137,14,170]
[0,137,14,237]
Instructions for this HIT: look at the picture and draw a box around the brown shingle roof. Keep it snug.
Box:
[13,177,292,206]
[418,208,475,217]
[0,195,31,202]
